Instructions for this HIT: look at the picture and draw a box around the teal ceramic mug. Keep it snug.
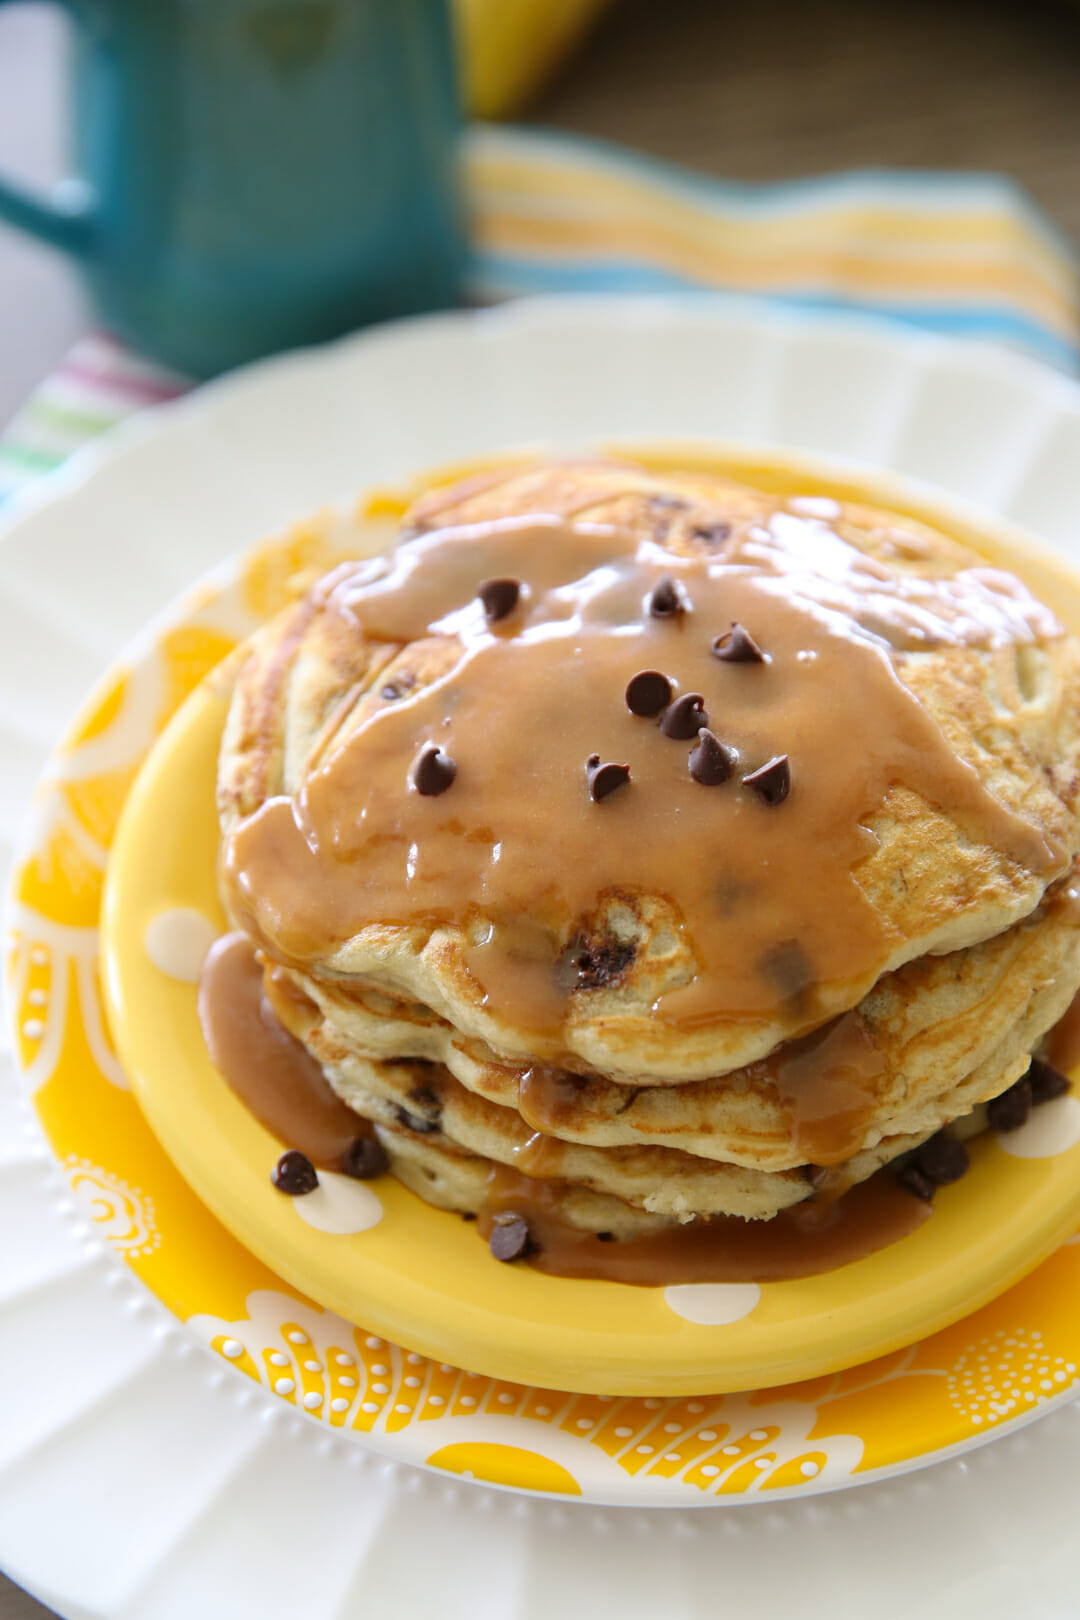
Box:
[0,0,466,375]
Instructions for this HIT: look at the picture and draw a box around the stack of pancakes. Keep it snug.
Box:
[216,459,1080,1241]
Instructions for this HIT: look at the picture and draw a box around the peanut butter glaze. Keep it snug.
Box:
[223,505,1065,1056]
[198,932,373,1169]
[200,937,928,1281]
[479,1164,932,1284]
[515,1011,885,1166]
[1045,989,1080,1073]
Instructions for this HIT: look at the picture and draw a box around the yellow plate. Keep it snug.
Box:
[98,448,1080,1399]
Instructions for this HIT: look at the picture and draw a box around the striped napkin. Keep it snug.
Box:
[2,125,1076,505]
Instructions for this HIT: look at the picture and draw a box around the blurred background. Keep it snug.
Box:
[3,0,1080,425]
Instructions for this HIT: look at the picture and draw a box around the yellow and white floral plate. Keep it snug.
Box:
[99,445,1080,1409]
[9,300,1080,1620]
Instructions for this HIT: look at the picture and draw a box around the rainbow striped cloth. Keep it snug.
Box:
[1,125,1076,504]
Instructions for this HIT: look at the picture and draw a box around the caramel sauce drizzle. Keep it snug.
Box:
[195,932,1080,1286]
[479,1164,932,1285]
[223,504,1064,1059]
[515,1011,886,1166]
[198,932,372,1169]
[1044,988,1080,1074]
[197,933,933,1282]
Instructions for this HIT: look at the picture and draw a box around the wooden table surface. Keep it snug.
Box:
[2,0,1080,1611]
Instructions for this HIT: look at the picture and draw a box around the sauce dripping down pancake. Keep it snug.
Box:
[198,931,373,1170]
[199,934,934,1284]
[479,1164,932,1286]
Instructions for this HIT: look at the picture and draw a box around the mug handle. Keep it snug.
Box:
[0,0,95,258]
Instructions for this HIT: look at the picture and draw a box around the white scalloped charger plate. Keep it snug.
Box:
[7,297,1080,1620]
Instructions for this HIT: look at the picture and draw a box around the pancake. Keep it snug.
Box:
[270,882,1080,1173]
[218,459,1080,1086]
[375,1126,677,1241]
[263,919,1075,1221]
[206,454,1080,1273]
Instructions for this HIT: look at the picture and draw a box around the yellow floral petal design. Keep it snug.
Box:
[763,1451,829,1489]
[67,666,129,746]
[156,627,238,730]
[62,770,140,856]
[425,1442,582,1495]
[13,819,103,928]
[239,519,345,621]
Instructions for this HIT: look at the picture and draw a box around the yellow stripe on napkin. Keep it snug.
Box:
[466,128,1079,369]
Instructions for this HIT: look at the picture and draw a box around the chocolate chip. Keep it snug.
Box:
[341,1136,389,1180]
[647,495,690,535]
[897,1162,935,1202]
[760,939,815,1004]
[660,692,708,739]
[743,754,790,805]
[712,623,766,664]
[380,672,415,701]
[914,1132,969,1186]
[462,1210,478,1221]
[689,727,736,786]
[394,1104,440,1135]
[625,669,673,717]
[596,1231,616,1242]
[586,753,631,801]
[565,932,636,991]
[1029,1058,1070,1104]
[411,742,457,796]
[647,574,688,619]
[271,1150,318,1196]
[478,577,521,622]
[489,1213,531,1262]
[692,521,731,546]
[987,1076,1032,1133]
